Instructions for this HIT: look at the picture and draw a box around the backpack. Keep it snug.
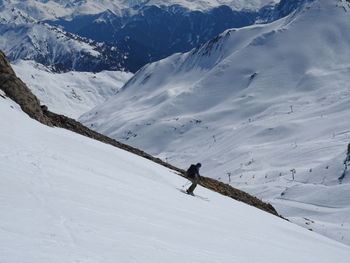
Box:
[186,164,197,179]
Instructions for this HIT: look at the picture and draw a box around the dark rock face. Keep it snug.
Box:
[0,51,52,126]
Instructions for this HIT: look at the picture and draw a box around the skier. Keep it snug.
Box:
[344,143,350,165]
[185,163,202,195]
[339,143,350,182]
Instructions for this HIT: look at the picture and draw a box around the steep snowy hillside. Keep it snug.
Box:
[12,60,133,119]
[0,8,127,72]
[1,92,350,262]
[81,0,350,245]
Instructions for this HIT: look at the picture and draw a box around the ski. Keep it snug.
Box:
[178,188,209,201]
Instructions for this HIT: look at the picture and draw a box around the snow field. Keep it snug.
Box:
[1,95,350,262]
[12,60,133,119]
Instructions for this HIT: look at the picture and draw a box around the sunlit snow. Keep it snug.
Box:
[1,94,350,262]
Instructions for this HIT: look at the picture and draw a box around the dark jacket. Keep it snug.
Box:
[345,144,350,164]
[186,164,200,179]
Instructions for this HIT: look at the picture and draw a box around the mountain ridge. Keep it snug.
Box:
[1,0,310,72]
[0,7,127,72]
[1,0,279,20]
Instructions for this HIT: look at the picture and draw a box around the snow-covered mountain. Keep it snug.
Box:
[0,0,310,72]
[81,0,350,245]
[1,83,350,262]
[257,0,316,22]
[2,0,299,72]
[50,6,261,71]
[43,0,313,71]
[0,0,279,20]
[0,8,127,72]
[48,6,260,72]
[11,60,133,119]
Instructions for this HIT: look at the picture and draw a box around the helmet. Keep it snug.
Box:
[196,163,202,168]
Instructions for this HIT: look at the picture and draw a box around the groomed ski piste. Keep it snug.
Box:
[1,93,350,262]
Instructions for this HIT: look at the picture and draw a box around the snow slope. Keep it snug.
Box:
[12,60,133,119]
[1,91,350,263]
[80,0,350,245]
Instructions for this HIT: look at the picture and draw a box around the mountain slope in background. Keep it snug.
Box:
[47,6,259,72]
[1,88,350,262]
[12,60,133,119]
[0,8,127,72]
[45,0,310,71]
[81,0,350,245]
[0,0,279,20]
[2,0,311,72]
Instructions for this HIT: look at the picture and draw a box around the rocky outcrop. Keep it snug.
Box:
[0,50,279,217]
[0,51,53,126]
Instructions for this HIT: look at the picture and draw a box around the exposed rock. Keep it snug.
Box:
[0,51,53,126]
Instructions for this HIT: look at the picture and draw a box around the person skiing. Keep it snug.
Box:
[339,143,350,182]
[344,143,350,164]
[185,163,202,195]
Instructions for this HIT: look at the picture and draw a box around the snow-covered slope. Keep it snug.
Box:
[81,0,350,245]
[1,0,279,20]
[0,8,126,72]
[11,60,133,119]
[1,92,350,262]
